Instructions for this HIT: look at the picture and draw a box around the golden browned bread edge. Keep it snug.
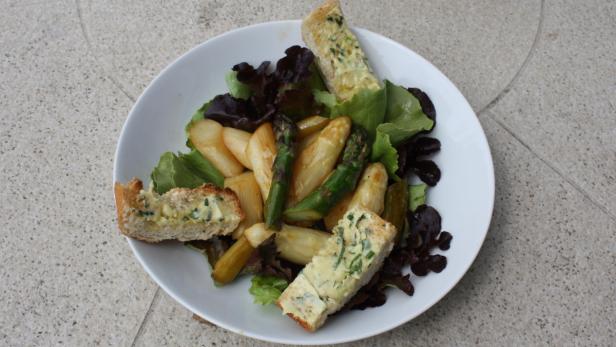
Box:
[301,0,341,97]
[304,0,339,21]
[114,178,143,236]
[275,301,316,332]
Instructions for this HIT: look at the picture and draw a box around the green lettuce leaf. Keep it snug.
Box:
[179,149,224,188]
[225,71,252,100]
[371,132,399,178]
[150,150,224,194]
[150,152,206,194]
[379,80,434,145]
[313,89,337,110]
[328,87,387,140]
[249,275,289,305]
[371,81,434,175]
[409,183,428,211]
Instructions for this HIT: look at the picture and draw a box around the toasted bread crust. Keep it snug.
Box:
[113,178,244,243]
[275,302,315,332]
[114,178,143,236]
[305,0,339,21]
[302,0,341,96]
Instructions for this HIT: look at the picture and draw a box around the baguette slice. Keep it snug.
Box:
[277,207,397,331]
[114,178,244,242]
[302,0,380,101]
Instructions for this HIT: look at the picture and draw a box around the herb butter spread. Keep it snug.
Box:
[134,187,228,227]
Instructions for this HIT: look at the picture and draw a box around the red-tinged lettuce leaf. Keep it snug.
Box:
[276,87,324,119]
[257,241,301,282]
[407,87,436,123]
[273,46,326,118]
[339,273,386,311]
[198,46,325,128]
[437,231,453,250]
[380,273,414,295]
[410,205,441,252]
[203,93,274,132]
[396,136,441,183]
[233,61,272,93]
[274,46,315,85]
[411,137,441,156]
[240,239,301,282]
[233,61,278,116]
[239,249,264,276]
[345,289,387,311]
[411,160,441,186]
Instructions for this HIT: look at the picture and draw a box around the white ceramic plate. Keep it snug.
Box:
[113,20,494,345]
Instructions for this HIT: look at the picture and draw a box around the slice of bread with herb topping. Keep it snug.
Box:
[301,0,381,101]
[277,207,397,331]
[114,178,244,242]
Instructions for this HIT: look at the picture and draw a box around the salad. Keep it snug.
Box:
[122,0,452,331]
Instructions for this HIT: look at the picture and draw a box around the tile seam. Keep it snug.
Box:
[75,0,136,102]
[477,0,545,115]
[129,287,161,347]
[487,113,616,223]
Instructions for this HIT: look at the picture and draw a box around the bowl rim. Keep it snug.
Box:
[113,19,495,345]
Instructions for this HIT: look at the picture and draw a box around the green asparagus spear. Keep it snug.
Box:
[283,126,369,222]
[264,115,298,230]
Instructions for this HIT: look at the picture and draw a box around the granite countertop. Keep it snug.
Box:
[1,0,615,346]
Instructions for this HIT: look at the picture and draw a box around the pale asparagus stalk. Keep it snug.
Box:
[289,116,351,205]
[224,172,263,238]
[246,123,277,201]
[188,119,244,177]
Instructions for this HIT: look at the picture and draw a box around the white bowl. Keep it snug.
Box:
[113,20,494,345]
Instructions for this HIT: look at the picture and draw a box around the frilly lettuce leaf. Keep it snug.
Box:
[372,81,434,176]
[150,150,224,194]
[381,80,434,145]
[371,132,399,177]
[150,152,206,194]
[249,275,289,305]
[179,149,224,188]
[326,87,387,141]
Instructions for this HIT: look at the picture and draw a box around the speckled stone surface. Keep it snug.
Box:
[76,0,541,111]
[1,0,615,346]
[0,1,158,346]
[486,0,616,218]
